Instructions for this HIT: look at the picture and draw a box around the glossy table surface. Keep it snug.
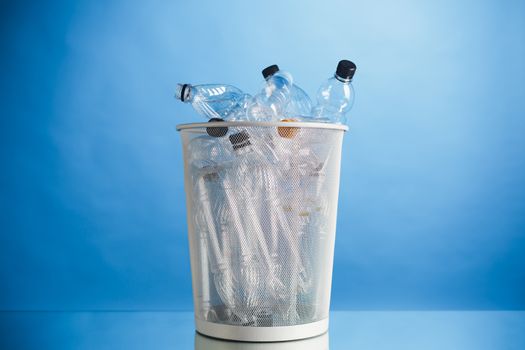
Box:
[1,311,524,349]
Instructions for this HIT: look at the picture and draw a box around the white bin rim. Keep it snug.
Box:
[176,121,349,132]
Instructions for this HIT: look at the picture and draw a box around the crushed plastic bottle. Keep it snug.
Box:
[189,135,266,325]
[311,60,356,124]
[227,131,308,308]
[188,136,236,319]
[189,129,307,325]
[261,65,312,119]
[245,65,295,121]
[175,83,251,121]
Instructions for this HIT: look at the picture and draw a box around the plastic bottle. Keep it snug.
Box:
[190,134,274,325]
[261,65,312,119]
[245,66,295,121]
[311,60,357,124]
[188,136,236,320]
[175,83,251,121]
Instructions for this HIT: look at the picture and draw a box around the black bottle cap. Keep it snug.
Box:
[229,131,251,150]
[262,65,280,79]
[206,118,228,137]
[335,60,357,82]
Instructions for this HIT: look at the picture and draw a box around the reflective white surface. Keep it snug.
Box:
[1,311,524,349]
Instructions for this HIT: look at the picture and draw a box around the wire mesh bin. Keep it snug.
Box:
[177,121,347,342]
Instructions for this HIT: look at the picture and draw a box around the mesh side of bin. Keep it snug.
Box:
[180,124,344,328]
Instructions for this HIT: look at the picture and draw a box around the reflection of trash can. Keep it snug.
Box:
[177,121,347,342]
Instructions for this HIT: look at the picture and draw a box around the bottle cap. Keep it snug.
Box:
[335,60,356,82]
[175,83,191,102]
[206,118,228,137]
[262,65,280,79]
[277,118,300,139]
[229,131,251,150]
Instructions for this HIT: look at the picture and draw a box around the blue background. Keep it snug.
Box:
[1,0,524,311]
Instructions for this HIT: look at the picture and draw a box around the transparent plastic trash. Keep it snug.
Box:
[175,83,252,121]
[178,121,346,342]
[246,65,312,121]
[312,60,357,124]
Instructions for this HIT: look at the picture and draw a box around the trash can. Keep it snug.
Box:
[177,121,347,342]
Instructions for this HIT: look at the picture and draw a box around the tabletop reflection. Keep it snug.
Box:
[1,311,525,349]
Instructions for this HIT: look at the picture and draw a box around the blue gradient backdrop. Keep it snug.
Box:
[1,0,524,311]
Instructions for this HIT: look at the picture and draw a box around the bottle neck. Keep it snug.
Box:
[176,84,192,102]
[334,74,352,83]
[181,84,192,102]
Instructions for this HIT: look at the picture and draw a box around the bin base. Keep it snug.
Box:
[195,318,328,342]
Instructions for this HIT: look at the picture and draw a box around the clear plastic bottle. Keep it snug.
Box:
[189,135,267,325]
[245,65,295,121]
[188,136,237,321]
[261,65,312,119]
[311,60,357,124]
[228,132,303,308]
[175,83,251,121]
[189,132,285,325]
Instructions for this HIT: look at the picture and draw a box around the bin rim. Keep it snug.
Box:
[176,121,348,132]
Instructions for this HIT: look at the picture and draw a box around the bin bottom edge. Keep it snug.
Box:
[194,318,329,342]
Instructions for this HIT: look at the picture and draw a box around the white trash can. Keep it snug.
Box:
[177,121,347,342]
